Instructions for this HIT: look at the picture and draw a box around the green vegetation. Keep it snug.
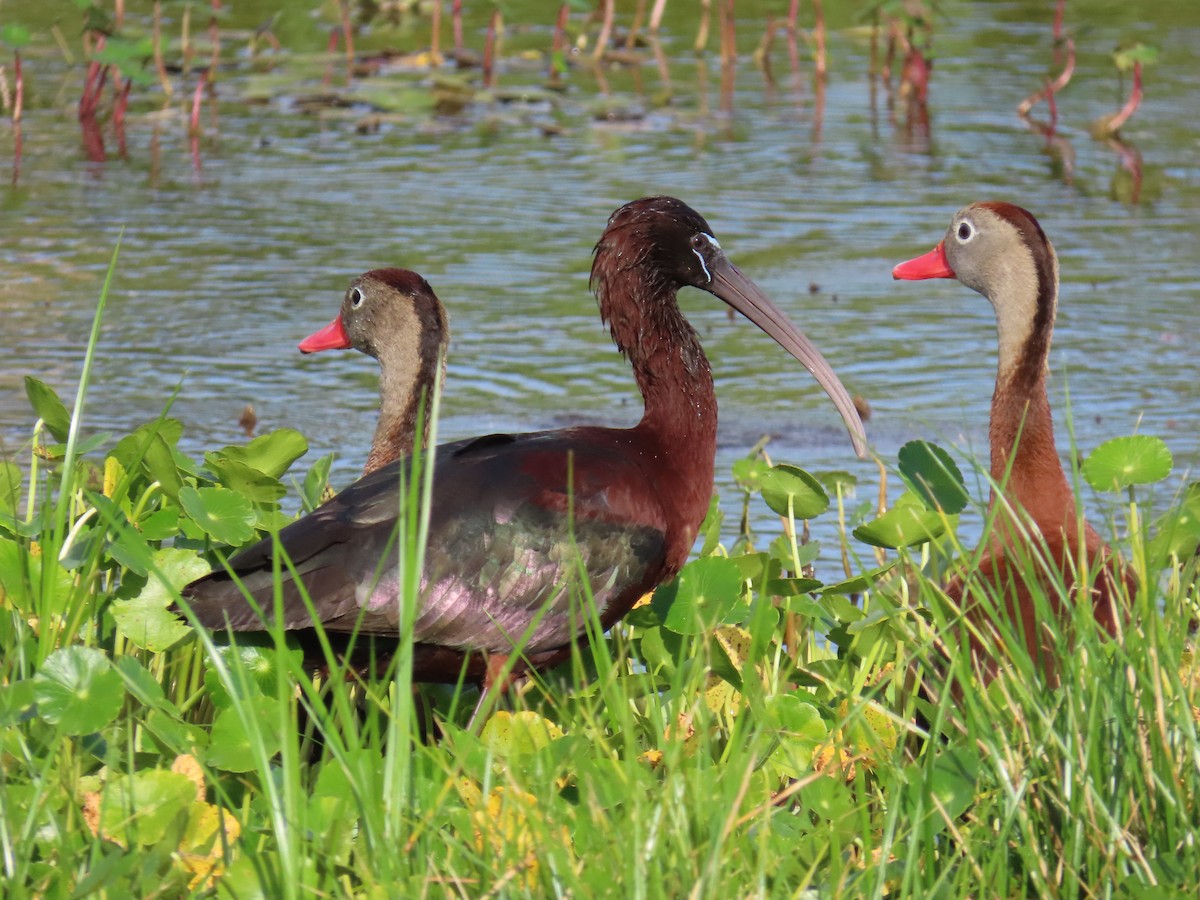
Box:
[2,255,1198,897]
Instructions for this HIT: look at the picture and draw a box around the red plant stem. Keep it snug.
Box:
[594,0,614,62]
[1053,0,1066,42]
[114,77,131,157]
[114,77,132,133]
[1106,60,1142,134]
[453,0,463,55]
[115,0,125,28]
[338,0,355,64]
[191,70,207,135]
[483,9,499,89]
[11,120,20,186]
[1045,78,1058,129]
[813,0,826,80]
[324,29,339,87]
[1017,37,1074,116]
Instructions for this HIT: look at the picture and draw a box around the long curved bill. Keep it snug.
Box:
[299,315,351,353]
[708,256,868,459]
[892,241,955,280]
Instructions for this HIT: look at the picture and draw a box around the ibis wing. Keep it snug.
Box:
[180,429,670,656]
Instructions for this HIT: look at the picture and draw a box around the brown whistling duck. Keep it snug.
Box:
[299,269,450,476]
[893,202,1133,673]
[180,196,868,691]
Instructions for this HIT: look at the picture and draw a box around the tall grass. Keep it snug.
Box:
[1,265,1198,897]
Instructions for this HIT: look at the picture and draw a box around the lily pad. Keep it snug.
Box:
[898,440,969,514]
[652,556,744,635]
[178,486,257,545]
[34,647,125,735]
[760,464,830,519]
[1082,436,1173,492]
[481,711,565,758]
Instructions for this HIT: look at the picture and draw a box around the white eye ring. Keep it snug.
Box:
[350,287,364,307]
[955,221,975,243]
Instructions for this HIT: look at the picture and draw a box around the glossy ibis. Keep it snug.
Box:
[893,202,1132,675]
[181,196,867,693]
[299,268,450,475]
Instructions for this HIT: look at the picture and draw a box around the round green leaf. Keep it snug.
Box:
[99,770,197,847]
[853,504,946,549]
[898,440,969,514]
[652,556,744,635]
[206,696,283,773]
[731,458,770,492]
[760,464,830,519]
[1082,436,1173,492]
[34,647,125,735]
[1,25,30,49]
[178,486,257,545]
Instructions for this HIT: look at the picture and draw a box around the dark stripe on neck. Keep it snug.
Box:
[982,203,1057,394]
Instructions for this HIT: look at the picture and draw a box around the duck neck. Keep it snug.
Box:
[363,350,444,476]
[597,265,718,516]
[986,254,1074,533]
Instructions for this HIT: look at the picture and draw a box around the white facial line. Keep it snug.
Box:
[692,248,712,283]
[702,233,721,250]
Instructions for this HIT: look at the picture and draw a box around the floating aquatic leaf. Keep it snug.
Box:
[1082,435,1173,492]
[214,429,308,479]
[853,497,946,549]
[203,455,286,504]
[25,376,71,443]
[34,647,125,735]
[760,464,829,519]
[0,679,36,727]
[652,556,744,635]
[898,440,969,514]
[904,748,979,830]
[206,696,283,773]
[178,486,256,545]
[202,643,303,709]
[111,549,205,651]
[732,458,770,492]
[1,24,32,47]
[95,770,197,847]
[481,711,565,758]
[1148,484,1200,563]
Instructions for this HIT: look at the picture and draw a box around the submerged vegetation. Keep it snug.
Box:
[1,254,1198,896]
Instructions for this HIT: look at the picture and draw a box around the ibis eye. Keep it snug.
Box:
[350,288,364,307]
[957,222,974,242]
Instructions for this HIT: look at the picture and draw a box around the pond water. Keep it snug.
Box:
[2,0,1198,543]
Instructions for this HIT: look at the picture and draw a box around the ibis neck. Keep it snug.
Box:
[598,267,719,518]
